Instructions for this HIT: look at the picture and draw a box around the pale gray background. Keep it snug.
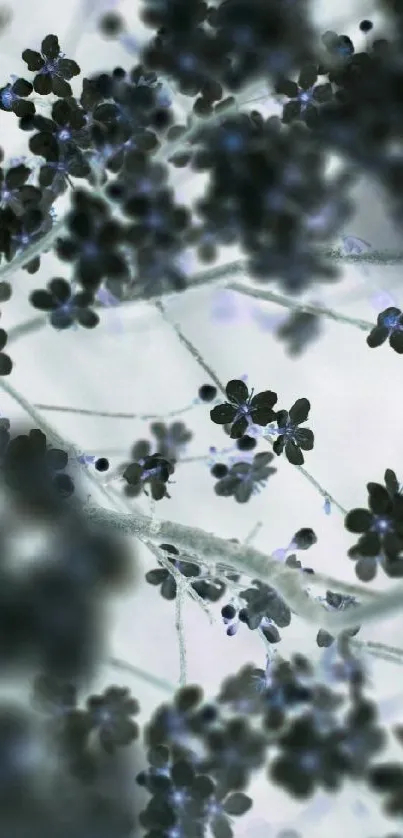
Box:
[1,0,403,835]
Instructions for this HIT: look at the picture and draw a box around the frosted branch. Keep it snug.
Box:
[175,587,187,686]
[84,504,387,631]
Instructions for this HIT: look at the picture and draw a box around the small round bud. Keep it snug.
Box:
[236,435,256,451]
[221,604,236,621]
[211,463,228,479]
[198,384,217,402]
[99,11,124,37]
[359,19,373,32]
[95,457,109,472]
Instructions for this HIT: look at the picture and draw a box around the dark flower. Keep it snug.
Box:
[366,307,403,353]
[210,379,278,438]
[213,451,277,503]
[345,469,403,579]
[2,429,74,502]
[367,762,403,816]
[149,421,193,461]
[86,686,140,754]
[56,188,129,289]
[275,310,322,356]
[276,64,333,125]
[217,664,270,715]
[22,34,80,97]
[341,697,385,776]
[29,277,100,330]
[273,398,314,465]
[123,452,175,500]
[202,716,266,791]
[0,162,42,217]
[320,30,355,73]
[269,712,349,798]
[145,543,201,600]
[145,684,219,754]
[0,78,35,117]
[239,579,292,631]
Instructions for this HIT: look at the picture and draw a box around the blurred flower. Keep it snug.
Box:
[211,288,285,332]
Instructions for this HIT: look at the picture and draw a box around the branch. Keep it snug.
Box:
[106,655,176,694]
[83,504,388,632]
[227,281,374,332]
[175,587,187,686]
[31,401,197,421]
[154,299,226,393]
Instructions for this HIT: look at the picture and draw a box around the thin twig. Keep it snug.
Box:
[32,402,197,421]
[106,656,176,694]
[227,281,374,332]
[154,299,227,393]
[175,587,187,687]
[244,521,263,545]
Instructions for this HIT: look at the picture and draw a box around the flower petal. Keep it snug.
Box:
[355,556,377,582]
[345,508,372,533]
[390,330,403,354]
[49,277,71,304]
[230,416,248,438]
[298,64,318,89]
[366,326,388,348]
[367,483,391,514]
[225,379,249,404]
[22,49,44,71]
[223,793,252,816]
[275,78,298,97]
[285,440,304,465]
[210,404,236,425]
[296,428,314,450]
[289,397,310,424]
[41,35,60,59]
[123,462,143,485]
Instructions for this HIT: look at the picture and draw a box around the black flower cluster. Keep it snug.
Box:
[189,113,352,292]
[141,0,315,99]
[210,381,314,465]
